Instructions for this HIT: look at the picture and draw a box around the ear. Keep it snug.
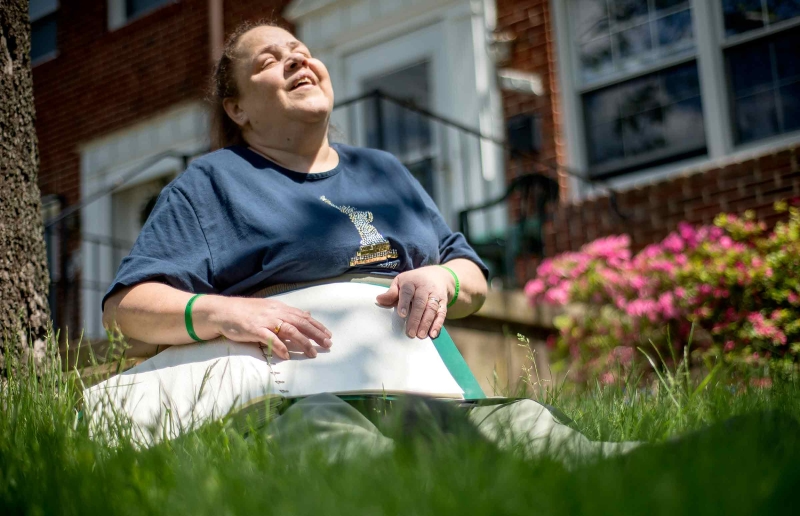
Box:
[222,97,249,128]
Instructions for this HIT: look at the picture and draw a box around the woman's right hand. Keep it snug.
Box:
[198,296,333,360]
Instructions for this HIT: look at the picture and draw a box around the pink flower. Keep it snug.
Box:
[750,377,772,389]
[610,346,635,365]
[599,372,616,385]
[724,341,735,352]
[720,236,734,249]
[675,287,687,300]
[544,285,570,305]
[525,279,546,299]
[662,233,685,253]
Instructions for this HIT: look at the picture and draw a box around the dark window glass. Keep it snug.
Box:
[362,62,435,197]
[657,9,694,51]
[727,30,800,143]
[31,14,57,62]
[766,0,800,24]
[583,62,705,175]
[723,0,800,36]
[126,0,172,19]
[612,0,649,23]
[573,0,695,84]
[655,0,689,10]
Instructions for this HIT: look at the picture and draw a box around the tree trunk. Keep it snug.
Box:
[0,0,51,374]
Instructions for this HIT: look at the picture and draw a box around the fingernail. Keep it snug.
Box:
[400,309,407,317]
[431,330,438,338]
[310,349,317,358]
[326,330,332,337]
[407,330,415,338]
[324,338,332,347]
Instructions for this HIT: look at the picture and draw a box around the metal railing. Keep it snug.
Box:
[42,89,627,339]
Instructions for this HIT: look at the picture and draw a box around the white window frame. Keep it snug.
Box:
[30,0,59,66]
[108,0,178,31]
[552,0,800,200]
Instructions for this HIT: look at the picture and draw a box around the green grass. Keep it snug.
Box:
[2,334,800,515]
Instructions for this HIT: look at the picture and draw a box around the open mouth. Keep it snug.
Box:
[290,77,316,91]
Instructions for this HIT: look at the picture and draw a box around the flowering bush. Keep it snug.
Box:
[525,201,800,379]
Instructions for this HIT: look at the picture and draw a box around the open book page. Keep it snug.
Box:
[268,282,464,398]
[84,282,463,444]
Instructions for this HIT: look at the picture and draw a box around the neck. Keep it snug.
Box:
[244,121,337,173]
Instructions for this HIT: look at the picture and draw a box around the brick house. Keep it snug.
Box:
[31,0,800,388]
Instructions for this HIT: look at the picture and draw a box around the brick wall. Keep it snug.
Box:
[513,147,800,280]
[495,0,561,173]
[32,0,291,206]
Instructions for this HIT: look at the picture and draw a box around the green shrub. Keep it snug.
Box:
[525,201,800,380]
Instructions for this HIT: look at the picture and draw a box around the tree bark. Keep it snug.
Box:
[0,0,51,374]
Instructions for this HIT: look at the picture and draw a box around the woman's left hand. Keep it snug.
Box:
[375,266,455,339]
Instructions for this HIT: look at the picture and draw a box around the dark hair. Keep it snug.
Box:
[209,17,292,150]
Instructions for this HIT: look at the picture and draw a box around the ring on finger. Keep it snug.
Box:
[427,295,441,307]
[274,320,284,334]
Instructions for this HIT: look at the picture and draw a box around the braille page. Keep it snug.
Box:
[267,282,464,399]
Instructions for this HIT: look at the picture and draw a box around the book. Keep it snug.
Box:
[84,282,481,444]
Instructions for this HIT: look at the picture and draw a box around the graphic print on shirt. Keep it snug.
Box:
[319,195,399,268]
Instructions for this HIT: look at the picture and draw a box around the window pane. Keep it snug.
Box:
[728,38,774,97]
[722,0,766,36]
[573,0,696,86]
[766,0,800,24]
[782,83,800,133]
[362,62,433,167]
[727,30,800,143]
[664,97,706,149]
[580,36,614,82]
[126,0,172,19]
[29,0,58,20]
[612,0,649,24]
[655,0,689,10]
[775,30,800,82]
[587,121,625,163]
[615,22,654,67]
[735,91,780,142]
[657,9,694,52]
[31,14,57,62]
[575,0,610,43]
[583,61,705,172]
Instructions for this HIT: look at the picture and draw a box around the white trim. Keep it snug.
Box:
[79,102,209,338]
[550,0,800,202]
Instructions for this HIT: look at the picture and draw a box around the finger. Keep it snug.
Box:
[416,297,441,339]
[397,281,416,319]
[278,323,317,358]
[300,311,333,338]
[256,329,290,360]
[429,306,447,339]
[376,277,400,306]
[286,314,332,349]
[405,289,431,338]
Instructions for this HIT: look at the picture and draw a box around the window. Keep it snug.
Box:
[572,0,704,178]
[126,0,172,19]
[108,0,175,30]
[556,0,800,183]
[29,0,58,64]
[722,2,800,144]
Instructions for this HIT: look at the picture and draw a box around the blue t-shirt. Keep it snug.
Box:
[102,143,489,311]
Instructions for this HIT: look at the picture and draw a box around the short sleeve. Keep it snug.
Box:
[399,161,490,280]
[101,186,216,311]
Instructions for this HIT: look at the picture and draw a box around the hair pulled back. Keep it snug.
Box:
[209,17,292,150]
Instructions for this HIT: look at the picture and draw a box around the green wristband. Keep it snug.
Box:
[185,294,205,342]
[438,265,460,308]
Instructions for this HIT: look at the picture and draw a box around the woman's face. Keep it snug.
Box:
[227,26,334,136]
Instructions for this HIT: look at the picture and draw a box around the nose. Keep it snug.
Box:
[285,52,308,72]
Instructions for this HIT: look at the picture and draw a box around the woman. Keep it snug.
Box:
[101,19,489,361]
[101,18,638,463]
